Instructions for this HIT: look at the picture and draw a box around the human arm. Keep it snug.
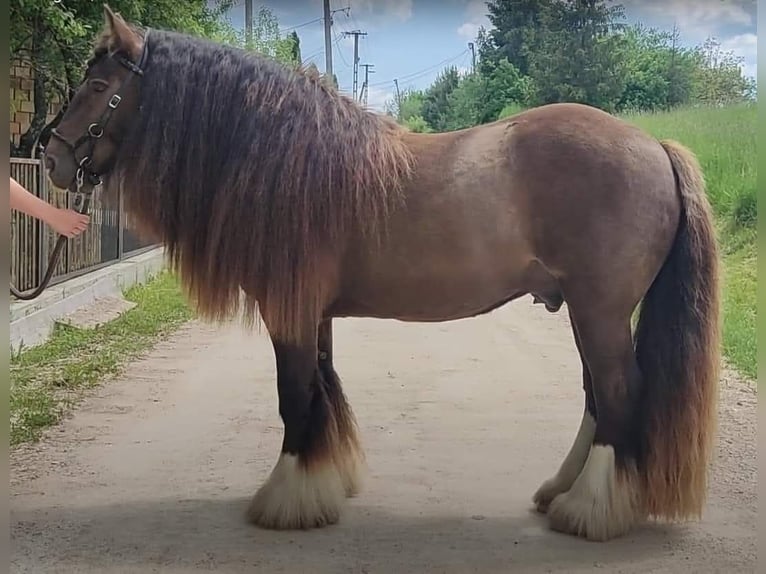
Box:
[10,176,90,238]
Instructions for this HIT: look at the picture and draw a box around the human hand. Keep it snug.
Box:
[48,208,91,238]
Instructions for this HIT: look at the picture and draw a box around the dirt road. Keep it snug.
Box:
[10,301,757,573]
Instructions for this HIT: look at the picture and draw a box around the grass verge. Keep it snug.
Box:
[10,271,193,446]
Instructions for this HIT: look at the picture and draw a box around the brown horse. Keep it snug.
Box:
[44,7,720,542]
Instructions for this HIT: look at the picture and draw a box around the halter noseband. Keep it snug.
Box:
[50,29,151,192]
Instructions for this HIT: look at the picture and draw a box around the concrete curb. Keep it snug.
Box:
[10,247,168,352]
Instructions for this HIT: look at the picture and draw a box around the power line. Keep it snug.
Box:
[302,47,325,63]
[368,49,470,88]
[279,17,323,35]
[333,32,352,67]
[303,35,344,66]
[279,5,348,35]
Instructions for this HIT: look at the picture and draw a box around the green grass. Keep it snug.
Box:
[9,271,194,446]
[626,104,756,378]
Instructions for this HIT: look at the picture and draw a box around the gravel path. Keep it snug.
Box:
[10,301,757,573]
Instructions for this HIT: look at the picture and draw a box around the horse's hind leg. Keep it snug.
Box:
[247,318,364,529]
[546,305,646,541]
[533,311,596,512]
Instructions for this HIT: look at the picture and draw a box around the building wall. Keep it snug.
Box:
[10,59,63,149]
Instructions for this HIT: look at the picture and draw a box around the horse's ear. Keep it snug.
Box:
[102,4,141,60]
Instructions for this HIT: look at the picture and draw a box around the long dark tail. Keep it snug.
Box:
[634,139,721,521]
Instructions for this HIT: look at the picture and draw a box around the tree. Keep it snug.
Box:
[441,57,533,130]
[484,0,552,76]
[243,6,300,64]
[421,67,461,132]
[691,37,756,105]
[616,24,699,112]
[385,88,428,122]
[528,0,628,112]
[288,31,302,64]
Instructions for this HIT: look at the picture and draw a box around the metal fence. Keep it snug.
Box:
[10,157,158,295]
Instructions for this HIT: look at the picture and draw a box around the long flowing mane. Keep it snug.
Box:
[104,29,414,341]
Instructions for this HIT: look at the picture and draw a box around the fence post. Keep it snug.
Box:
[38,155,48,283]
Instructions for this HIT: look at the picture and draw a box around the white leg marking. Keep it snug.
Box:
[547,445,644,541]
[247,453,345,530]
[533,411,596,513]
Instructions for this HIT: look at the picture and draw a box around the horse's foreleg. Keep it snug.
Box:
[247,319,363,530]
[546,309,647,541]
[316,318,365,497]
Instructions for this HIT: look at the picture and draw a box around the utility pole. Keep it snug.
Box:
[393,78,402,119]
[468,41,476,73]
[245,0,253,47]
[323,0,333,79]
[343,30,367,101]
[361,63,375,107]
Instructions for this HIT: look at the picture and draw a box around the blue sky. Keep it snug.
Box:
[220,0,757,111]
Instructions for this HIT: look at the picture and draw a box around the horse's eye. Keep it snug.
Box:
[89,79,108,93]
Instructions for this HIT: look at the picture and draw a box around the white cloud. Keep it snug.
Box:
[457,0,490,40]
[722,32,758,54]
[721,32,757,77]
[457,22,481,40]
[624,0,754,40]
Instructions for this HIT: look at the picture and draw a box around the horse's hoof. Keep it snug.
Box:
[246,453,345,530]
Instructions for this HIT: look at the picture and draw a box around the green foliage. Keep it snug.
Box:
[403,115,433,133]
[691,37,757,106]
[440,59,533,130]
[476,57,535,121]
[485,0,551,76]
[617,25,694,112]
[386,88,428,122]
[443,73,485,130]
[526,0,628,112]
[421,67,462,132]
[497,102,526,119]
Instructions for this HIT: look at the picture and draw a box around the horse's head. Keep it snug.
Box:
[45,5,146,191]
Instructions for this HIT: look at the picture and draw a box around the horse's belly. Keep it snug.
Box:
[331,242,537,322]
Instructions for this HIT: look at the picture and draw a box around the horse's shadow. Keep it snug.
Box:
[10,495,689,573]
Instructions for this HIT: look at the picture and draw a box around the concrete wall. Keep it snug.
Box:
[10,247,167,352]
